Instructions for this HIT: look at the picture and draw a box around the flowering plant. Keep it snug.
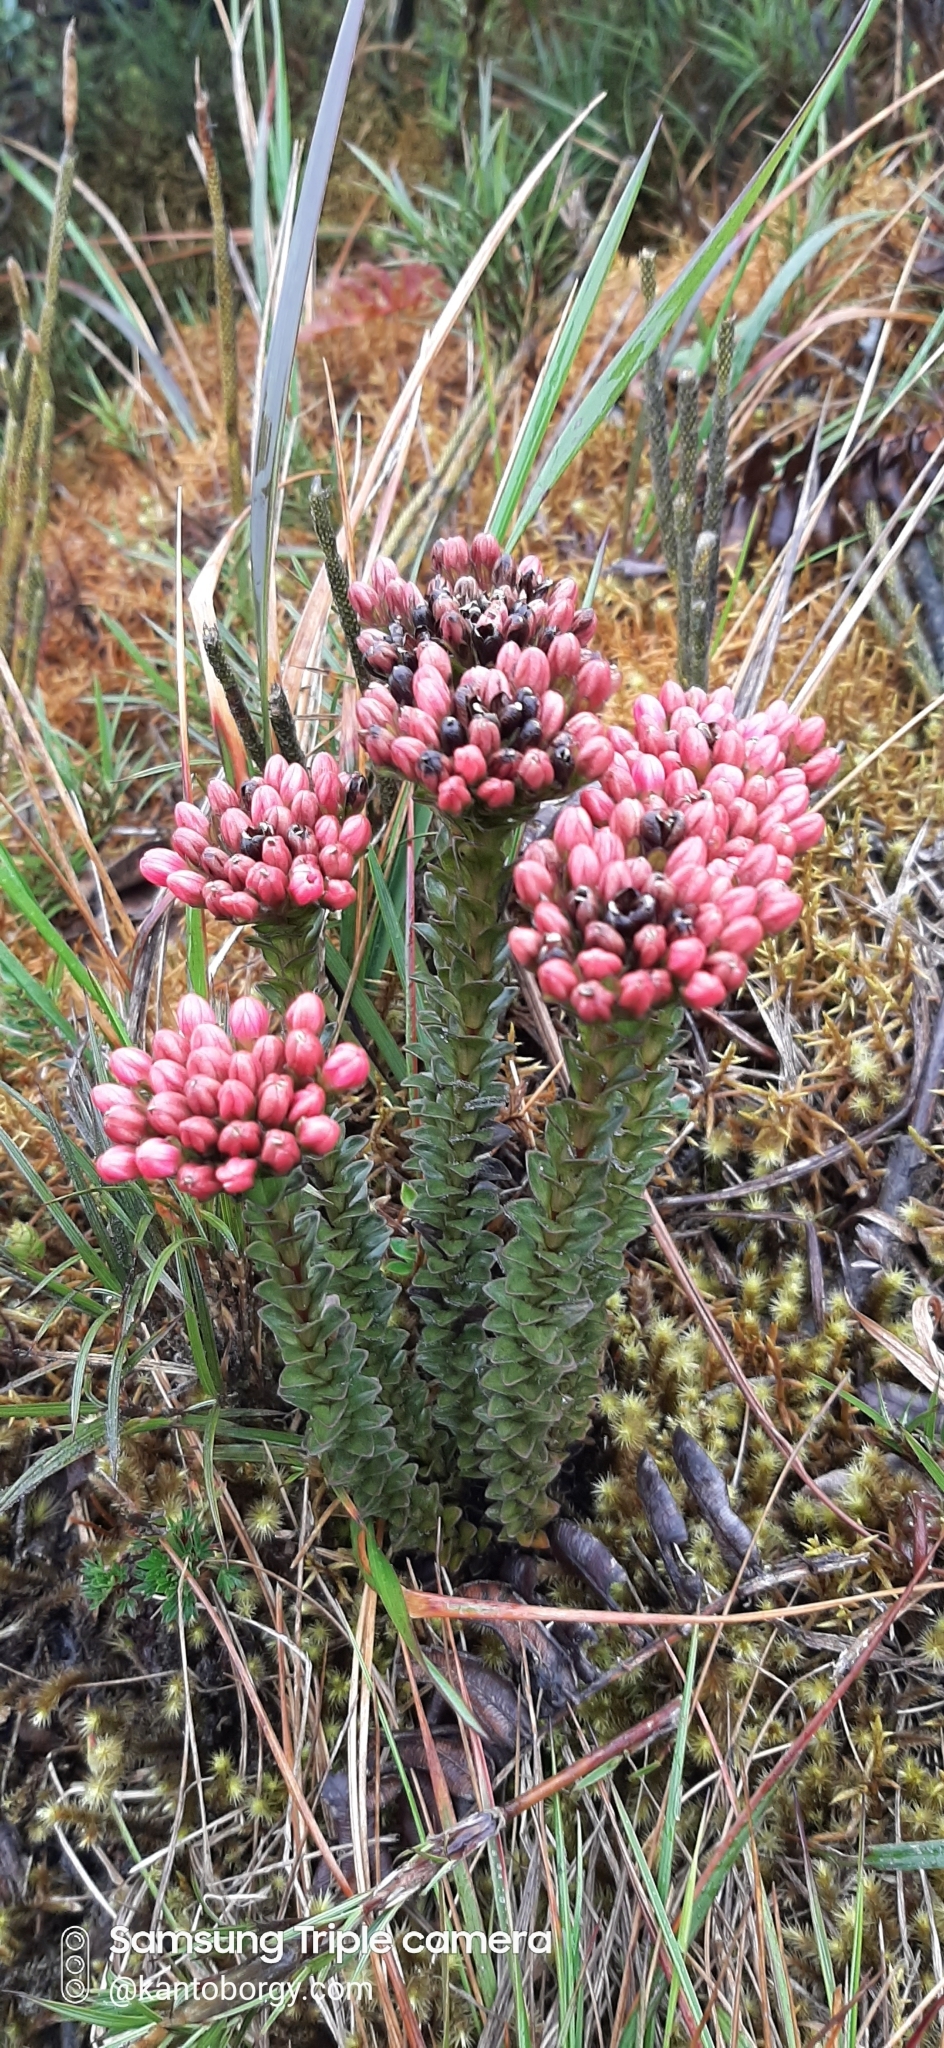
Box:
[84,506,836,1549]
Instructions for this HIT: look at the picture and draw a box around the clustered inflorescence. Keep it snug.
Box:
[508,680,839,1021]
[350,533,618,812]
[139,754,371,922]
[93,995,369,1195]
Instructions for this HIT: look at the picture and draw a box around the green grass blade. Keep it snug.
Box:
[324,938,407,1083]
[488,126,658,539]
[0,842,126,1039]
[506,0,883,547]
[0,939,78,1047]
[365,847,408,991]
[867,1841,944,1872]
[249,0,365,716]
[0,1415,107,1517]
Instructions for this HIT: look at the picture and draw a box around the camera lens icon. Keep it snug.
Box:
[60,1928,90,2001]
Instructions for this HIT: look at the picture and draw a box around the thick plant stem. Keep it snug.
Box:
[481,1007,681,1541]
[196,76,243,515]
[311,483,369,685]
[253,915,326,1010]
[247,1169,419,1534]
[309,1136,441,1540]
[410,815,513,1473]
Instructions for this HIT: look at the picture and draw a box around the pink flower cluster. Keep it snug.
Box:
[350,532,619,814]
[508,680,839,1021]
[93,995,370,1196]
[139,754,371,922]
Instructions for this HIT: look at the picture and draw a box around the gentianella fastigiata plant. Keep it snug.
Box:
[99,483,837,1550]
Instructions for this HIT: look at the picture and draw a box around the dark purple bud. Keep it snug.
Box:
[439,716,464,755]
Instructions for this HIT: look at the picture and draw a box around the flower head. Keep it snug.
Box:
[140,754,371,923]
[351,533,620,813]
[509,679,839,1022]
[92,994,371,1196]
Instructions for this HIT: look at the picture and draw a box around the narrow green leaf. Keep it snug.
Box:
[250,0,365,709]
[507,0,883,546]
[867,1841,944,1872]
[359,1526,488,1737]
[365,847,408,990]
[324,939,407,1082]
[0,1416,107,1517]
[489,127,658,538]
[0,843,126,1040]
[0,940,78,1047]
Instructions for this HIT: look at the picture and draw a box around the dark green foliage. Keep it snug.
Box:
[409,816,515,1471]
[481,1008,681,1540]
[247,1167,422,1536]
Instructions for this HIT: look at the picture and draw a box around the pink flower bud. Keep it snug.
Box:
[420,640,452,681]
[257,1074,295,1126]
[574,659,613,711]
[390,736,426,777]
[177,1162,220,1198]
[554,805,594,854]
[478,777,517,808]
[109,1047,153,1087]
[287,1084,327,1125]
[719,914,764,956]
[140,847,184,887]
[324,879,357,909]
[706,950,749,991]
[310,755,341,814]
[184,1076,220,1117]
[633,924,667,967]
[260,1129,301,1173]
[615,970,655,1016]
[247,1038,282,1084]
[283,993,324,1036]
[567,843,601,891]
[216,1157,258,1193]
[246,864,287,910]
[802,747,841,790]
[177,995,215,1036]
[537,957,579,1002]
[188,1048,231,1086]
[572,981,614,1023]
[756,882,803,933]
[337,814,372,858]
[320,846,354,882]
[262,754,288,791]
[665,838,707,882]
[285,1028,324,1078]
[319,1041,369,1094]
[227,997,269,1045]
[218,1120,262,1156]
[547,633,581,682]
[667,936,706,980]
[513,647,549,697]
[218,808,251,852]
[135,1138,181,1181]
[170,811,207,855]
[546,596,575,632]
[288,858,325,907]
[679,971,727,1012]
[576,947,622,983]
[437,776,474,815]
[102,1105,149,1145]
[535,689,564,741]
[663,769,699,805]
[631,753,666,796]
[518,749,556,793]
[348,579,377,621]
[150,1059,186,1095]
[450,744,487,788]
[95,1145,142,1184]
[411,669,451,722]
[678,726,710,777]
[147,1091,188,1136]
[296,1113,342,1156]
[531,905,568,942]
[790,810,825,850]
[218,1078,255,1122]
[166,869,207,907]
[467,715,500,759]
[92,1081,138,1114]
[207,777,239,815]
[178,1115,219,1154]
[508,926,543,968]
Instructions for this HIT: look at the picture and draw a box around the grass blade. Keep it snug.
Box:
[505,0,883,547]
[249,0,365,718]
[488,125,658,538]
